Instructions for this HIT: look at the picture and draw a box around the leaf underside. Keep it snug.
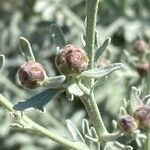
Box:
[13,89,62,112]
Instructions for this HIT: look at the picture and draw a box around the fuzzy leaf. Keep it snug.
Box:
[104,142,133,150]
[68,83,84,97]
[66,119,84,142]
[82,119,91,136]
[0,55,5,71]
[50,24,66,50]
[81,63,124,78]
[128,87,140,115]
[19,37,35,61]
[94,38,111,63]
[90,127,100,150]
[13,89,62,111]
[42,75,66,88]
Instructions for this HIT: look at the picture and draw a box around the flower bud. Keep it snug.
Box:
[118,115,138,133]
[55,45,89,75]
[134,39,149,53]
[18,61,46,89]
[136,62,150,77]
[134,105,150,129]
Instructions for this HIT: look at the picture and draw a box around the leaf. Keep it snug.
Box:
[42,75,66,88]
[90,127,100,150]
[94,38,111,63]
[81,63,124,78]
[66,119,84,142]
[19,37,35,61]
[127,87,140,115]
[13,89,62,112]
[50,24,66,50]
[67,83,84,97]
[82,119,91,136]
[0,55,5,71]
[104,142,133,150]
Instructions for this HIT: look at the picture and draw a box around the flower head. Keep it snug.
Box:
[55,45,89,75]
[18,61,46,89]
[118,115,138,133]
[134,105,150,129]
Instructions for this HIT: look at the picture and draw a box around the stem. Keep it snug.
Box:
[83,0,108,141]
[144,129,150,150]
[81,93,108,137]
[85,0,100,69]
[0,94,88,150]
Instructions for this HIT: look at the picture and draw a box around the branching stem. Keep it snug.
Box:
[0,94,88,150]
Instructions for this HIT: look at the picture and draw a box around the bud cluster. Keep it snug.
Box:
[117,105,150,133]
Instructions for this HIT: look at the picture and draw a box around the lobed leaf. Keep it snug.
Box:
[81,63,124,78]
[19,37,35,61]
[66,119,84,142]
[50,24,66,51]
[13,89,62,112]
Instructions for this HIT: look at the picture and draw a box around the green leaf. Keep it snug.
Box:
[13,89,62,112]
[0,55,5,71]
[19,37,35,61]
[66,119,84,142]
[81,63,124,78]
[94,38,111,63]
[42,75,66,88]
[50,24,66,50]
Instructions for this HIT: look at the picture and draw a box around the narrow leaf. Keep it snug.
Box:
[0,55,5,70]
[50,24,66,50]
[128,87,140,115]
[13,89,62,111]
[19,37,35,61]
[94,38,111,63]
[42,75,66,88]
[66,119,84,142]
[81,63,124,78]
[90,127,100,150]
[82,119,91,136]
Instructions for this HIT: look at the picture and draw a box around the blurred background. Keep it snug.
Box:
[0,0,150,149]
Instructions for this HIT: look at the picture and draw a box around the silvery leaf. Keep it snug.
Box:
[42,75,66,88]
[94,38,111,63]
[0,55,5,71]
[68,83,84,97]
[19,37,35,61]
[13,89,62,112]
[66,119,84,142]
[50,24,66,51]
[81,63,124,78]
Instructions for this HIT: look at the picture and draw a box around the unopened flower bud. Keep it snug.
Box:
[118,115,138,133]
[55,45,89,75]
[134,105,150,129]
[18,61,46,89]
[134,39,149,53]
[136,62,150,77]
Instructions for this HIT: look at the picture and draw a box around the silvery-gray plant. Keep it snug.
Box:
[0,0,150,150]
